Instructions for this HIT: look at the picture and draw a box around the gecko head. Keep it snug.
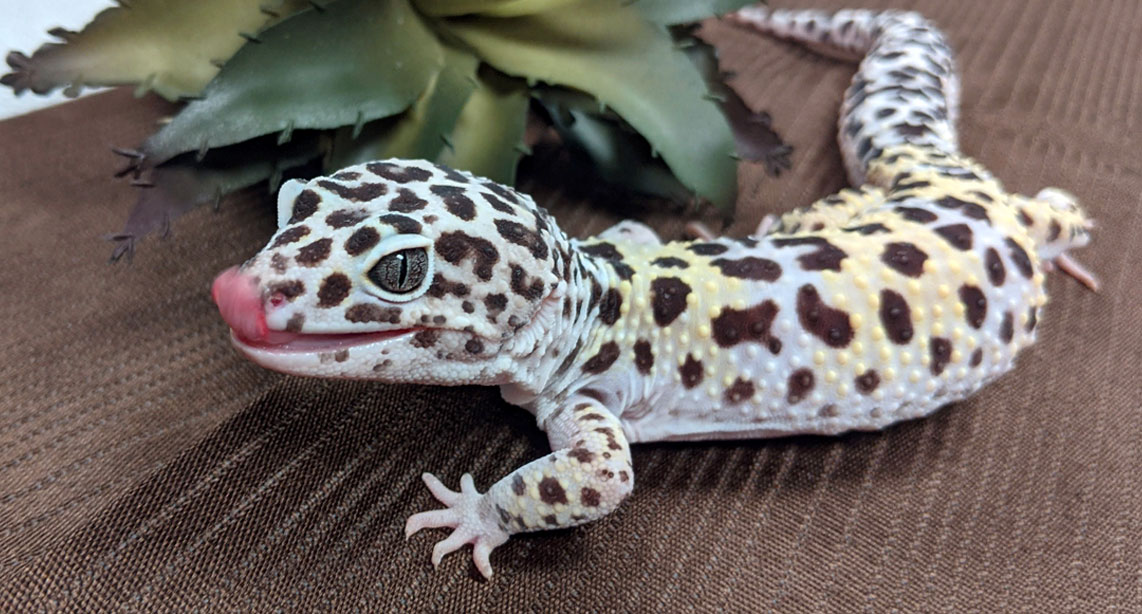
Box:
[1022,188,1093,256]
[1014,188,1097,289]
[211,159,568,384]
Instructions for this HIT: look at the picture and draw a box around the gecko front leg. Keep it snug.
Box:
[405,399,633,579]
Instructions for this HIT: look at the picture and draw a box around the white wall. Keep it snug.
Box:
[0,0,115,119]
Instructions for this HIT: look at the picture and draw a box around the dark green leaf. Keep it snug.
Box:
[436,68,530,184]
[327,46,480,170]
[1,0,310,100]
[142,0,443,166]
[442,0,737,210]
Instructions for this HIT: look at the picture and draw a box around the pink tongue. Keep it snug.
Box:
[211,266,268,342]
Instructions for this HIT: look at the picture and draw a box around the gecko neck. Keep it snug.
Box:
[499,244,623,412]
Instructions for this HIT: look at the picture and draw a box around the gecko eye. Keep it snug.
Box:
[367,248,428,294]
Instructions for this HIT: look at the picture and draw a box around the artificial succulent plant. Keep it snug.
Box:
[2,0,791,259]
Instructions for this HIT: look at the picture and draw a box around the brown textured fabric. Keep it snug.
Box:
[2,0,1140,611]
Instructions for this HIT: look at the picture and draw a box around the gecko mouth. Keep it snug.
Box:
[230,328,416,353]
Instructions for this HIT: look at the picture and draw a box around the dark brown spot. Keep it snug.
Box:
[773,237,847,271]
[1018,208,1034,226]
[725,378,755,404]
[268,280,305,300]
[580,242,623,261]
[959,285,987,329]
[581,413,606,421]
[289,190,320,224]
[712,300,779,348]
[344,226,380,256]
[511,475,526,495]
[999,311,1014,343]
[480,192,516,215]
[334,349,349,363]
[881,242,928,277]
[711,257,782,281]
[796,285,853,348]
[377,213,422,235]
[296,238,333,266]
[582,341,620,374]
[934,224,973,250]
[270,252,289,273]
[930,337,952,375]
[543,514,558,526]
[970,348,983,367]
[652,257,689,269]
[844,223,891,235]
[426,276,469,298]
[935,196,989,222]
[388,188,428,212]
[285,313,305,332]
[895,206,938,223]
[767,337,783,355]
[787,368,815,403]
[1006,238,1033,278]
[688,242,728,256]
[679,354,703,388]
[411,329,439,348]
[594,426,622,451]
[633,340,654,374]
[484,293,507,316]
[1047,219,1062,242]
[272,225,310,248]
[619,471,629,482]
[481,180,522,205]
[324,208,369,228]
[855,370,880,394]
[430,185,476,221]
[495,219,548,259]
[1027,307,1037,332]
[985,247,1006,286]
[650,277,691,326]
[538,477,568,505]
[317,273,351,308]
[366,162,431,183]
[568,448,594,464]
[316,179,387,202]
[435,231,499,281]
[879,289,914,344]
[510,264,545,301]
[580,487,601,507]
[465,339,484,354]
[597,288,622,326]
[345,304,401,324]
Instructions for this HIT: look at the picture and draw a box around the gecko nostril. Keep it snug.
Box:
[269,293,286,308]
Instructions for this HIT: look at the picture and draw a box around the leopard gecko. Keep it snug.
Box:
[210,7,1095,579]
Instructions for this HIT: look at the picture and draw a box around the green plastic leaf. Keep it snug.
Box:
[413,0,579,18]
[636,0,758,26]
[1,0,310,100]
[326,46,480,170]
[536,88,692,202]
[141,0,444,166]
[110,132,325,261]
[677,28,792,175]
[443,0,737,209]
[436,69,530,184]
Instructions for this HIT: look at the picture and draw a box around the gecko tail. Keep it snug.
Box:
[728,6,962,186]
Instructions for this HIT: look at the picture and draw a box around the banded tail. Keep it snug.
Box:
[729,7,962,186]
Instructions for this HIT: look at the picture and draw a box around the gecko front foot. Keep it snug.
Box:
[405,472,509,580]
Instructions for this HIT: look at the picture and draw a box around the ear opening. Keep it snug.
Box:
[276,179,307,229]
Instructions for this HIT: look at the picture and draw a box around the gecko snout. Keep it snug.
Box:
[211,266,269,343]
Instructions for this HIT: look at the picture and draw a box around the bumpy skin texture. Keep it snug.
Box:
[212,8,1092,579]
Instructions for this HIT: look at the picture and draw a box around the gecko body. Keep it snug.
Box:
[211,7,1093,578]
